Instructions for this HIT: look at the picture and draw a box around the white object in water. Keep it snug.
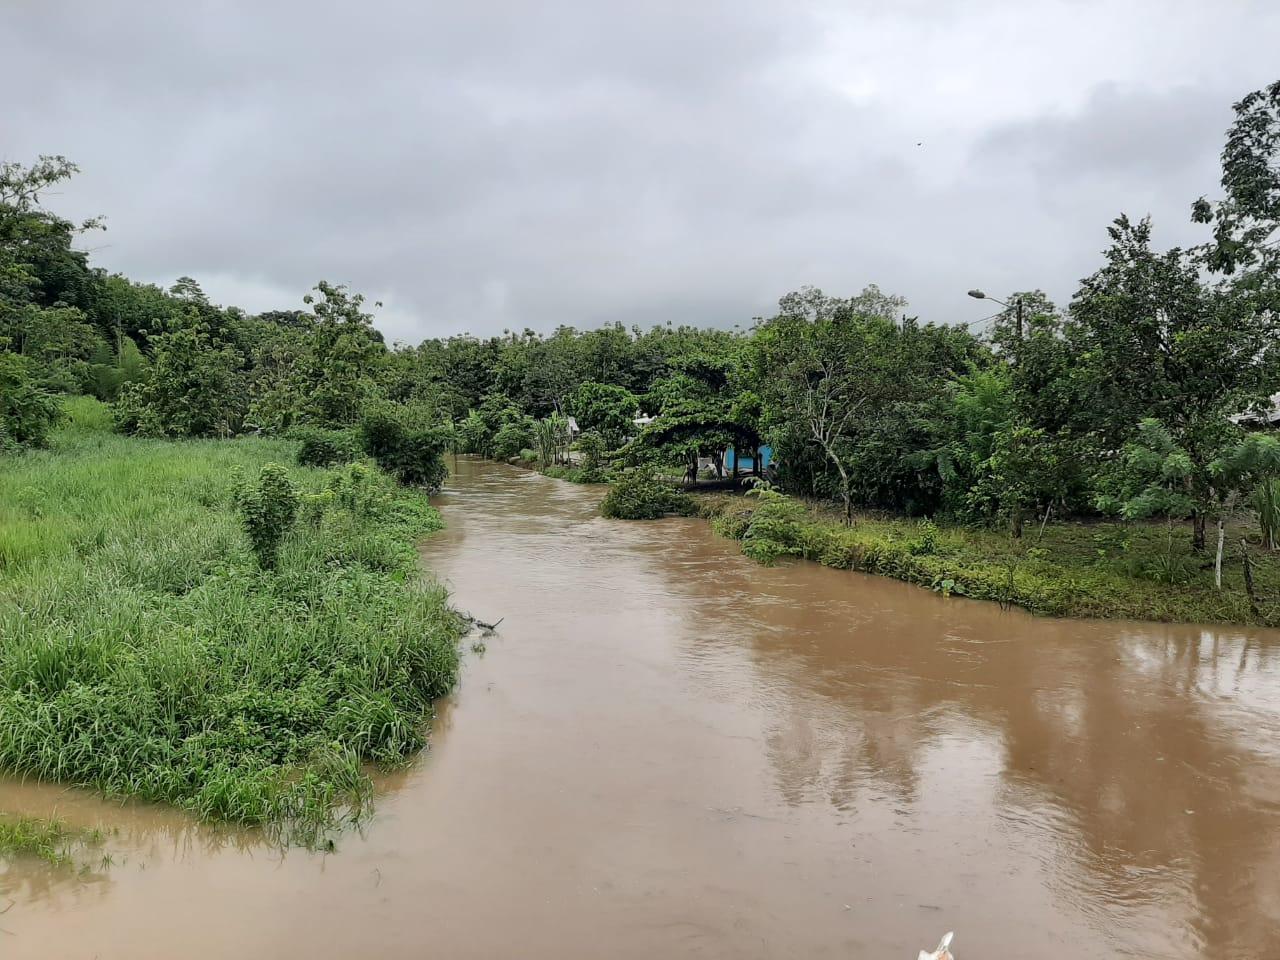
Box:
[918,931,954,960]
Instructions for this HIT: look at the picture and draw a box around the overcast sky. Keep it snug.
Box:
[4,1,1276,343]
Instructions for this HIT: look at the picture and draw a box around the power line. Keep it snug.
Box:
[959,310,1001,331]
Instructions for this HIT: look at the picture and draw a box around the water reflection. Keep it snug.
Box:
[627,502,1280,959]
[0,857,110,910]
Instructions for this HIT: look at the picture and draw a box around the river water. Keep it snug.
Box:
[3,456,1280,958]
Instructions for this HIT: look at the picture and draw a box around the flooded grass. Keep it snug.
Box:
[0,398,462,844]
[0,815,103,868]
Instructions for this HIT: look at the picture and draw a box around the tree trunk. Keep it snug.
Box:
[1215,518,1225,589]
[822,445,854,527]
[1036,502,1053,542]
[1266,481,1278,550]
[1010,505,1023,539]
[1241,538,1260,618]
[1193,512,1206,552]
[832,465,854,526]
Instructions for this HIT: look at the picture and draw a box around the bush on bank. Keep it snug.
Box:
[0,353,65,452]
[0,398,462,844]
[600,467,697,520]
[358,401,451,491]
[293,426,362,468]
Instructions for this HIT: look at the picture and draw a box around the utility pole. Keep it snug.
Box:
[967,288,1023,359]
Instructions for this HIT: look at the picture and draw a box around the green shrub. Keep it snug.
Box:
[0,353,64,451]
[1255,477,1280,551]
[110,323,246,438]
[1141,549,1197,585]
[453,410,486,455]
[709,510,752,540]
[600,467,695,520]
[738,487,807,564]
[577,430,609,482]
[542,464,586,482]
[907,517,940,555]
[358,401,450,490]
[492,418,535,461]
[62,394,114,434]
[817,538,864,569]
[294,427,361,468]
[233,463,300,569]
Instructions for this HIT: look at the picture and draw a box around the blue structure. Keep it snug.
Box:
[725,445,773,474]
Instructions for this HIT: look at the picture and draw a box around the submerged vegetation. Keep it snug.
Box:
[0,814,104,868]
[0,399,462,842]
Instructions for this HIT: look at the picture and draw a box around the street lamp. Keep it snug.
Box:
[967,289,1022,340]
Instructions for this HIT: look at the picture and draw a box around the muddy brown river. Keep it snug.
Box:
[4,456,1280,958]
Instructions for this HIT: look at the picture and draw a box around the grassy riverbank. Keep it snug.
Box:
[697,490,1280,626]
[0,398,462,843]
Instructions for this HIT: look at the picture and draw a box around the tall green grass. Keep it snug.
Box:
[0,398,462,843]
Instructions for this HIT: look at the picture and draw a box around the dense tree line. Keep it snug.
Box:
[3,81,1279,575]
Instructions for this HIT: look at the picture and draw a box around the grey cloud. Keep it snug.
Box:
[3,1,1277,338]
[957,82,1254,309]
[973,85,1224,179]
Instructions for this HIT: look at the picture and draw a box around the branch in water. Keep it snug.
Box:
[460,612,504,632]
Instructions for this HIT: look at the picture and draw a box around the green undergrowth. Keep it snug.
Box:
[0,814,104,868]
[541,463,609,484]
[600,467,696,519]
[698,489,1280,626]
[293,425,362,468]
[0,397,463,845]
[539,464,586,482]
[504,454,612,485]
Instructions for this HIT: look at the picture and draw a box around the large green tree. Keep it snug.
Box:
[1194,79,1280,282]
[114,316,247,437]
[0,352,63,450]
[633,349,758,482]
[751,287,979,520]
[1067,215,1280,548]
[293,282,386,426]
[567,381,638,448]
[0,157,108,392]
[751,290,898,522]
